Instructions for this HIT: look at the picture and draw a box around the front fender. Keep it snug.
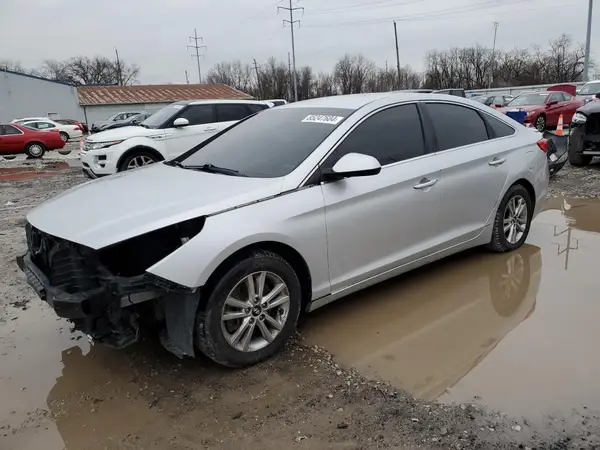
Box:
[146,186,331,300]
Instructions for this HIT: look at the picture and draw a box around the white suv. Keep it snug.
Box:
[80,99,271,178]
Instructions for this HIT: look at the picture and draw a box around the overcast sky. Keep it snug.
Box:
[1,0,596,84]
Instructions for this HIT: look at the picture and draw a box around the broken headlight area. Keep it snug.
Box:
[570,113,600,153]
[17,217,205,355]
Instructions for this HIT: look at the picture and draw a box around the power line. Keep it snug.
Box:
[304,0,423,16]
[488,21,499,91]
[278,0,304,102]
[187,29,207,84]
[303,0,537,28]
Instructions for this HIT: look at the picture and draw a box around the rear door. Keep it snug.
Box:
[423,102,514,247]
[165,104,217,159]
[321,103,443,292]
[215,103,254,132]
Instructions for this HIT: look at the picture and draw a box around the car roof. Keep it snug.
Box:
[278,92,480,110]
[172,99,270,106]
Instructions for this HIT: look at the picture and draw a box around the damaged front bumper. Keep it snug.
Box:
[16,224,202,358]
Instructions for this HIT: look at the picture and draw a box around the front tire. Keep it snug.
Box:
[487,185,533,253]
[568,150,592,166]
[118,151,160,171]
[196,251,302,368]
[535,115,546,132]
[25,142,46,158]
[59,132,69,142]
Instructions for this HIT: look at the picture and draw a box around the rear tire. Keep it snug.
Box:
[195,251,302,368]
[118,150,160,171]
[59,132,69,142]
[25,142,46,159]
[487,185,533,253]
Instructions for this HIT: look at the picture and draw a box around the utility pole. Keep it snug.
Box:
[584,0,594,81]
[185,70,190,84]
[288,52,293,101]
[114,48,122,86]
[187,29,207,84]
[393,22,401,88]
[253,59,263,99]
[278,0,304,102]
[488,22,499,92]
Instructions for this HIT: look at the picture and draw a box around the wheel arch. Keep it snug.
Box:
[200,240,313,312]
[117,145,165,170]
[512,178,536,210]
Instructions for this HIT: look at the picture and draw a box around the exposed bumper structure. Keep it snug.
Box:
[80,149,119,177]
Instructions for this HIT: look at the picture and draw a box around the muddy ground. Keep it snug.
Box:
[1,158,600,450]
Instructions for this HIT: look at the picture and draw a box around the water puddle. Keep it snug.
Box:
[304,196,600,420]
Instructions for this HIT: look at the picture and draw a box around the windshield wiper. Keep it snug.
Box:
[187,164,245,176]
[167,161,245,176]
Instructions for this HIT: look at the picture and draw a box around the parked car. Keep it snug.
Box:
[567,100,600,166]
[17,93,549,368]
[12,118,83,142]
[472,95,514,108]
[102,112,155,131]
[91,111,142,133]
[498,91,584,132]
[433,88,466,98]
[266,99,288,107]
[80,99,272,178]
[0,123,65,158]
[55,119,88,134]
[576,80,600,105]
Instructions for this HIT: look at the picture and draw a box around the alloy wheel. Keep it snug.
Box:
[221,271,291,352]
[503,195,528,244]
[127,155,155,169]
[499,253,525,301]
[535,116,545,132]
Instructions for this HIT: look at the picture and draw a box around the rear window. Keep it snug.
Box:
[179,107,353,178]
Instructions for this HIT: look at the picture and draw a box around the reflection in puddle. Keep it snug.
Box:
[305,196,600,419]
[303,246,542,400]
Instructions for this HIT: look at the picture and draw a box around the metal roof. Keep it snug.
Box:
[77,84,253,106]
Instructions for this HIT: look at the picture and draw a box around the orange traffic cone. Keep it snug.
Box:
[556,114,564,136]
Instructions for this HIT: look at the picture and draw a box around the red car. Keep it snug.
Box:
[0,123,66,158]
[498,90,584,132]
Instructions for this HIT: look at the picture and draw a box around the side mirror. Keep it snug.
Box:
[322,153,381,181]
[173,117,190,128]
[547,100,558,107]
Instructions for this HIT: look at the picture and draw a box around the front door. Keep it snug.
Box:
[0,124,26,153]
[422,102,512,247]
[320,103,443,292]
[166,104,219,158]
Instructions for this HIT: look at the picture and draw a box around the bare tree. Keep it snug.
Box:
[0,59,27,73]
[37,56,139,85]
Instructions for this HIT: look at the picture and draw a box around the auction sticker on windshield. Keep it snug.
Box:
[302,115,344,125]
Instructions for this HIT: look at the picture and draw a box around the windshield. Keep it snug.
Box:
[507,93,548,107]
[579,82,600,95]
[178,107,354,178]
[140,104,184,128]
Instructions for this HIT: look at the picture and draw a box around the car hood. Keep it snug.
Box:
[27,163,284,250]
[577,99,600,113]
[86,126,162,142]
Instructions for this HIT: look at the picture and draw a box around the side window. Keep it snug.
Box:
[178,105,215,126]
[327,104,425,167]
[493,96,504,105]
[548,93,562,103]
[216,104,252,122]
[426,103,489,151]
[38,122,55,129]
[113,114,125,121]
[247,104,269,114]
[4,125,22,135]
[562,93,572,101]
[485,115,515,138]
[26,122,41,129]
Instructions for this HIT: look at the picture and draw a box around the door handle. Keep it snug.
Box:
[204,127,218,132]
[413,178,439,190]
[489,157,507,166]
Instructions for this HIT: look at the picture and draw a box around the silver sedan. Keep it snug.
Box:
[18,92,549,368]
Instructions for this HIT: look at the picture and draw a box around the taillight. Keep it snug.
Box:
[537,138,549,152]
